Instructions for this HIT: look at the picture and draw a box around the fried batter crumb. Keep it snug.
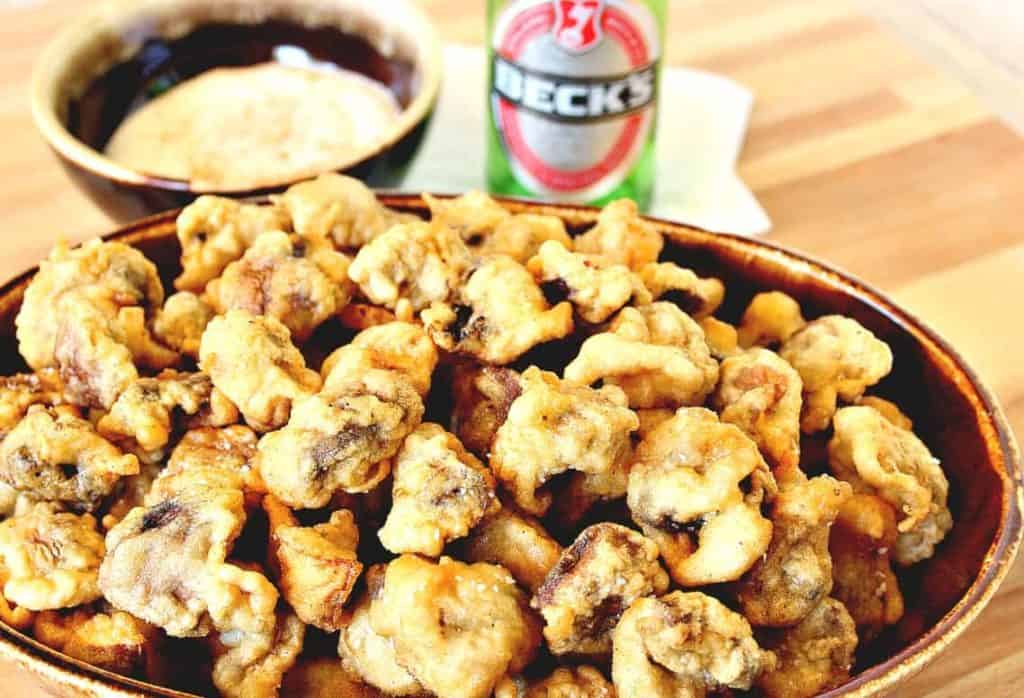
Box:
[627,407,776,586]
[496,665,614,698]
[491,367,637,516]
[611,591,776,698]
[379,423,498,556]
[780,316,893,433]
[564,303,718,409]
[532,522,669,657]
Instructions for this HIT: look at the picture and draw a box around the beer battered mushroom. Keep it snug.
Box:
[779,316,893,433]
[33,607,162,679]
[174,195,290,292]
[337,565,425,696]
[737,291,806,349]
[829,494,905,639]
[257,369,423,508]
[573,199,663,271]
[532,523,669,657]
[0,503,105,610]
[276,173,413,249]
[0,406,139,512]
[264,495,362,631]
[526,241,636,323]
[424,191,510,245]
[0,369,63,439]
[348,221,472,312]
[829,405,952,565]
[98,370,239,453]
[152,291,215,359]
[321,322,438,398]
[627,407,776,586]
[199,311,322,432]
[379,423,499,556]
[462,503,562,593]
[737,468,852,627]
[450,363,522,457]
[16,238,165,373]
[210,608,305,698]
[611,591,776,698]
[421,255,574,365]
[758,598,858,698]
[711,348,803,471]
[638,262,725,319]
[369,555,542,698]
[490,367,638,516]
[698,317,740,359]
[205,231,352,342]
[482,213,573,262]
[496,666,614,698]
[564,303,718,409]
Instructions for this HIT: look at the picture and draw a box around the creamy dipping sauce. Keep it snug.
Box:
[105,62,402,190]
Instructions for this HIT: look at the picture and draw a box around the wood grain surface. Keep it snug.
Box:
[2,0,1023,695]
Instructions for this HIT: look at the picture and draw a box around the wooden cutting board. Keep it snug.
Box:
[1,1,1023,696]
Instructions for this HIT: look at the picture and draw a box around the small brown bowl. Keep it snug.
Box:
[0,197,1020,696]
[30,0,442,223]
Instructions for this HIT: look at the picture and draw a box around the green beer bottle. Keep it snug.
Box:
[486,0,666,209]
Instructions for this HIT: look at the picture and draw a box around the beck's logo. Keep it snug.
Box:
[553,0,605,53]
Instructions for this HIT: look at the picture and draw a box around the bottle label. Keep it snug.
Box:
[491,0,661,200]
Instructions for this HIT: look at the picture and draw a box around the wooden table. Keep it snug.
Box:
[2,0,1023,695]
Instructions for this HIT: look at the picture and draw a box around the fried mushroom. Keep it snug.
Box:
[697,316,739,360]
[532,522,668,657]
[482,213,573,262]
[276,173,413,249]
[496,665,614,698]
[199,311,322,432]
[737,468,852,627]
[348,221,471,312]
[573,199,663,271]
[98,370,239,453]
[421,255,574,365]
[0,406,139,512]
[490,367,638,516]
[0,503,105,610]
[627,407,776,586]
[0,369,63,439]
[638,262,724,319]
[450,363,522,457]
[757,598,858,698]
[175,195,290,291]
[564,303,718,409]
[829,405,951,565]
[462,504,562,593]
[152,291,215,359]
[321,321,438,398]
[257,368,423,508]
[379,423,499,556]
[210,609,305,698]
[611,591,776,698]
[780,316,893,433]
[369,555,542,698]
[711,347,803,471]
[204,231,352,342]
[264,495,362,631]
[33,607,162,678]
[526,241,635,323]
[829,494,904,639]
[737,291,806,348]
[424,191,510,245]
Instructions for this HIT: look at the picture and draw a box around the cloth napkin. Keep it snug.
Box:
[402,44,771,236]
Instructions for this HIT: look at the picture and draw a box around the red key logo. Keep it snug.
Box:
[553,0,605,53]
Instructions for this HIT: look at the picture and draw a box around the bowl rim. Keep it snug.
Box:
[29,0,443,196]
[0,196,1020,697]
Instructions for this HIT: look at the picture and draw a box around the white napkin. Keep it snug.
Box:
[402,44,771,236]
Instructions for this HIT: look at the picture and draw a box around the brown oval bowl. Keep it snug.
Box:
[30,0,442,224]
[0,197,1020,697]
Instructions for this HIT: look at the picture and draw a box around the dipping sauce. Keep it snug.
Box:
[105,62,401,190]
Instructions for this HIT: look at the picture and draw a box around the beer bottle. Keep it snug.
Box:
[486,0,666,209]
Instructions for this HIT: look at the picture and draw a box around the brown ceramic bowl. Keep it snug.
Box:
[30,0,442,223]
[0,197,1020,696]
